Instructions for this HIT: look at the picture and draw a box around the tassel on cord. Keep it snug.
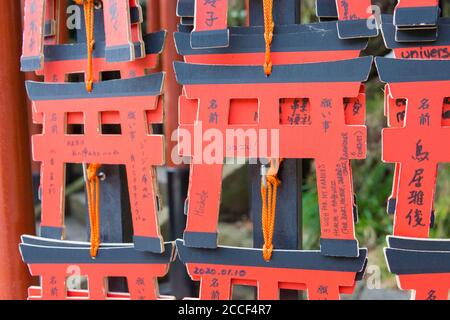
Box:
[261,159,282,261]
[75,1,101,258]
[85,163,101,258]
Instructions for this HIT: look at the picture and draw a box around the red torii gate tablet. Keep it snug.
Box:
[394,0,440,28]
[102,0,135,62]
[22,0,46,71]
[380,16,450,219]
[44,0,57,45]
[20,236,175,300]
[191,0,229,49]
[129,0,145,59]
[385,236,450,300]
[174,57,372,258]
[336,0,379,39]
[376,57,450,238]
[21,0,144,71]
[26,74,166,253]
[177,240,367,300]
[175,24,368,247]
[393,0,440,41]
[174,23,368,154]
[381,15,450,59]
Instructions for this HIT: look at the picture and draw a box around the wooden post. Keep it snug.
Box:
[91,164,133,293]
[249,0,300,26]
[155,0,194,299]
[158,0,184,168]
[249,0,303,300]
[146,0,161,35]
[0,0,36,300]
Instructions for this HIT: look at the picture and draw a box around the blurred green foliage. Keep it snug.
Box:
[228,0,247,26]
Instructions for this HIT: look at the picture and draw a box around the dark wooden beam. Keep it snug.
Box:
[249,0,303,300]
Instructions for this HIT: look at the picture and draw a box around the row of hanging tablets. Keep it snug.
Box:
[175,0,375,301]
[379,0,450,301]
[18,0,450,300]
[20,0,172,301]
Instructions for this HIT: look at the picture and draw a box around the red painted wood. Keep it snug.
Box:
[31,93,164,245]
[395,0,439,9]
[184,263,359,300]
[193,0,228,33]
[26,263,171,300]
[102,0,134,61]
[22,0,46,67]
[385,46,448,229]
[183,51,363,65]
[398,274,450,300]
[130,0,144,57]
[180,81,365,244]
[383,82,449,237]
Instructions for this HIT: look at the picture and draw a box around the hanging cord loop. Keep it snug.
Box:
[75,0,95,92]
[84,163,101,258]
[261,159,282,261]
[263,0,274,76]
[76,0,100,258]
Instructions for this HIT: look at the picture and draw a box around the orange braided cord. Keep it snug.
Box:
[75,0,95,92]
[86,163,101,258]
[263,0,274,76]
[261,161,281,262]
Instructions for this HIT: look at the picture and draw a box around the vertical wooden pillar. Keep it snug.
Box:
[154,0,194,299]
[249,0,300,26]
[158,0,183,168]
[147,0,161,35]
[249,0,303,300]
[0,0,36,300]
[80,15,133,294]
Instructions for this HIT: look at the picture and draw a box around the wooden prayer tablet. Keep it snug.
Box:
[385,236,450,300]
[377,57,450,238]
[335,0,379,39]
[20,236,175,300]
[174,57,372,257]
[176,240,368,300]
[26,74,166,253]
